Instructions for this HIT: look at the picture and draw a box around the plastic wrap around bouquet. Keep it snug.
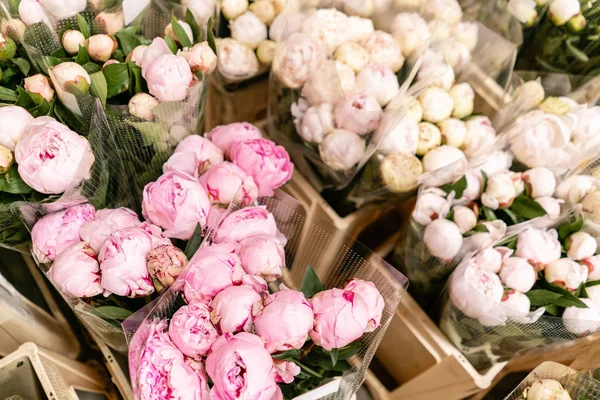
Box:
[504,361,600,400]
[439,213,600,371]
[124,189,408,400]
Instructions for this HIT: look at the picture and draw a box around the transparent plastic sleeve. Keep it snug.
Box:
[457,0,524,46]
[124,189,409,399]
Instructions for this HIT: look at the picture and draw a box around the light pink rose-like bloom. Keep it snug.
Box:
[355,63,400,107]
[523,167,556,198]
[199,162,258,206]
[273,360,301,384]
[309,288,369,350]
[298,103,335,144]
[128,45,148,67]
[475,247,513,274]
[545,258,588,291]
[142,170,211,240]
[168,302,219,358]
[79,207,140,253]
[499,257,537,293]
[179,42,217,74]
[205,122,263,157]
[147,245,188,288]
[206,205,227,231]
[15,116,94,194]
[272,33,327,89]
[334,93,383,135]
[98,227,157,298]
[135,321,210,400]
[48,242,102,297]
[344,278,384,332]
[238,234,285,281]
[31,203,95,263]
[145,54,193,102]
[319,129,366,171]
[515,228,562,270]
[212,206,278,244]
[254,289,314,352]
[140,38,172,75]
[463,116,497,158]
[412,188,450,226]
[183,242,244,302]
[230,138,293,196]
[137,221,172,249]
[0,106,34,151]
[210,285,262,333]
[424,219,463,262]
[206,332,278,400]
[24,74,54,102]
[582,254,600,281]
[566,231,598,261]
[163,134,224,177]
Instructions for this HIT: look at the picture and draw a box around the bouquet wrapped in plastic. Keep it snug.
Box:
[125,189,408,399]
[439,213,600,371]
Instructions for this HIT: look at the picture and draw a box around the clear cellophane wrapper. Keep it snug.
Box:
[457,0,523,46]
[124,189,409,399]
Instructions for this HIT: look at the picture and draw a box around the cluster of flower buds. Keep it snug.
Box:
[508,0,585,30]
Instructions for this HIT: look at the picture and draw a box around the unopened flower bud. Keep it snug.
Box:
[334,42,369,73]
[217,38,259,81]
[453,22,478,52]
[567,13,586,32]
[502,290,531,321]
[563,298,600,335]
[355,63,399,106]
[180,41,217,74]
[249,0,275,25]
[24,74,54,101]
[407,100,423,124]
[582,191,600,220]
[298,103,334,144]
[102,59,119,69]
[523,167,556,198]
[230,11,267,50]
[418,60,455,91]
[344,0,374,17]
[87,34,117,62]
[334,93,382,135]
[1,19,26,41]
[536,196,562,218]
[508,0,537,26]
[475,247,507,273]
[51,62,91,113]
[128,93,159,121]
[556,175,597,204]
[380,153,422,193]
[549,0,580,26]
[127,45,148,67]
[335,61,356,95]
[62,30,86,55]
[434,39,471,70]
[412,187,450,226]
[319,129,366,171]
[449,83,475,119]
[419,87,454,123]
[500,257,537,293]
[256,39,275,64]
[362,30,404,73]
[165,20,194,45]
[221,0,249,20]
[18,0,52,27]
[566,231,597,261]
[512,80,545,111]
[482,173,517,210]
[0,145,13,173]
[546,258,588,291]
[391,12,429,58]
[0,34,16,61]
[147,244,188,288]
[452,205,477,234]
[416,122,441,156]
[439,118,467,148]
[95,11,125,36]
[421,145,466,173]
[424,219,463,261]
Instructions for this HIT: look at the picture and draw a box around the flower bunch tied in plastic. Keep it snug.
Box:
[129,204,385,400]
[441,214,600,369]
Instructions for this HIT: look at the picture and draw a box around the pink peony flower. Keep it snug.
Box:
[31,203,95,263]
[212,206,278,244]
[48,242,102,297]
[183,243,244,302]
[273,360,301,384]
[309,288,369,350]
[334,93,383,135]
[499,257,537,293]
[0,106,34,151]
[205,122,263,158]
[145,54,193,102]
[319,129,366,171]
[272,33,327,89]
[210,285,263,333]
[163,134,224,177]
[254,288,314,353]
[79,207,140,253]
[198,162,258,206]
[142,171,211,240]
[515,228,562,270]
[237,235,285,282]
[344,278,384,332]
[230,138,293,196]
[475,247,512,274]
[98,227,158,298]
[206,332,278,400]
[140,38,172,76]
[169,302,219,358]
[147,245,188,287]
[15,116,94,194]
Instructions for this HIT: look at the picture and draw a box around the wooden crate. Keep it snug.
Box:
[90,331,133,400]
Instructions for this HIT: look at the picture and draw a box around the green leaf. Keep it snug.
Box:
[11,58,30,76]
[116,31,141,58]
[185,9,201,43]
[207,16,217,55]
[9,0,20,14]
[75,45,90,65]
[127,62,143,95]
[295,361,322,378]
[102,63,129,98]
[483,206,496,221]
[586,280,600,288]
[29,97,51,117]
[502,208,521,225]
[440,176,467,198]
[329,348,338,366]
[0,165,33,194]
[473,224,490,233]
[272,349,302,360]
[495,235,517,249]
[171,16,193,48]
[184,223,203,259]
[510,195,548,220]
[15,87,35,109]
[300,265,324,298]
[544,303,560,316]
[481,170,488,191]
[93,305,133,320]
[89,71,107,106]
[77,14,91,39]
[83,62,102,74]
[535,56,566,74]
[337,342,360,360]
[566,37,589,62]
[41,56,63,68]
[526,289,562,306]
[164,35,178,54]
[0,87,18,102]
[559,215,584,241]
[539,279,589,308]
[53,101,86,134]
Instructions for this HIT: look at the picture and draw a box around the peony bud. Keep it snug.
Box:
[268,11,306,42]
[582,191,600,220]
[344,279,384,331]
[87,35,117,62]
[94,11,125,36]
[549,0,580,26]
[0,145,13,173]
[508,0,537,26]
[582,255,600,282]
[165,20,194,45]
[169,302,219,358]
[515,228,561,269]
[421,145,466,173]
[179,42,217,74]
[147,244,188,288]
[221,0,249,20]
[24,74,54,102]
[536,196,562,218]
[18,0,52,27]
[567,13,586,33]
[523,167,556,198]
[452,205,477,234]
[301,60,345,106]
[272,34,326,89]
[0,34,16,62]
[62,30,85,55]
[346,16,375,43]
[205,122,262,157]
[210,285,262,333]
[545,258,588,291]
[418,59,455,91]
[566,231,597,261]
[380,153,423,193]
[249,0,275,25]
[217,38,260,82]
[588,285,600,305]
[469,221,508,253]
[128,93,159,121]
[424,219,463,261]
[343,0,374,16]
[562,298,600,335]
[319,129,366,171]
[145,54,193,102]
[0,106,33,151]
[376,116,418,155]
[526,379,573,400]
[463,116,496,158]
[433,39,471,70]
[354,63,399,107]
[475,247,509,274]
[361,30,404,73]
[230,11,268,50]
[184,0,217,24]
[438,118,467,148]
[199,161,258,206]
[238,235,284,281]
[419,87,454,123]
[127,45,148,68]
[334,93,382,135]
[102,59,119,69]
[499,257,537,293]
[334,42,369,73]
[453,22,478,51]
[1,19,26,41]
[274,361,301,384]
[481,173,517,210]
[256,39,276,64]
[456,170,484,202]
[449,83,475,119]
[391,12,429,58]
[298,103,335,144]
[335,61,356,95]
[501,290,531,321]
[48,242,102,298]
[416,122,441,156]
[412,187,450,226]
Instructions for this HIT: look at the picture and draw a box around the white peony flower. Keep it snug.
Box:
[508,0,537,26]
[417,59,455,91]
[416,122,442,156]
[269,12,306,42]
[523,167,556,198]
[230,11,268,49]
[423,0,462,25]
[421,145,467,173]
[582,255,600,282]
[361,30,404,72]
[582,191,600,221]
[535,196,562,218]
[475,247,512,274]
[566,231,597,261]
[128,93,159,121]
[466,220,508,251]
[40,0,85,19]
[256,40,276,64]
[473,151,513,178]
[62,30,86,55]
[249,0,275,25]
[424,219,463,261]
[302,9,349,53]
[335,61,357,95]
[481,173,517,210]
[549,0,580,26]
[301,60,345,106]
[562,298,600,335]
[319,129,366,171]
[334,42,369,73]
[462,116,496,158]
[419,87,454,123]
[298,103,335,144]
[354,63,399,106]
[334,93,383,135]
[456,169,484,203]
[216,38,259,81]
[390,12,429,58]
[452,205,477,234]
[412,187,450,225]
[377,116,419,156]
[343,0,374,17]
[570,106,600,147]
[515,228,562,269]
[439,118,467,148]
[18,0,52,27]
[501,290,532,322]
[499,257,537,293]
[452,22,478,51]
[272,34,326,89]
[346,16,375,43]
[432,39,471,70]
[380,153,423,193]
[545,258,588,291]
[221,0,249,20]
[449,82,475,119]
[526,379,573,400]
